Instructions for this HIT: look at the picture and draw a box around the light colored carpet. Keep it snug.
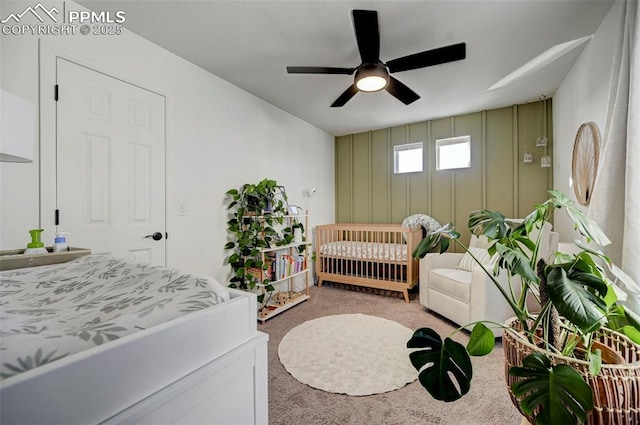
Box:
[262,283,523,425]
[278,313,417,396]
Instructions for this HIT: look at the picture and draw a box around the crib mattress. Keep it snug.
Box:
[319,241,409,262]
[0,255,230,381]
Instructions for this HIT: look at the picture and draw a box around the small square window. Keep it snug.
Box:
[436,136,471,170]
[394,142,423,174]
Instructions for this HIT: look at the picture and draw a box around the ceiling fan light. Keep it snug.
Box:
[355,63,389,92]
[356,75,387,92]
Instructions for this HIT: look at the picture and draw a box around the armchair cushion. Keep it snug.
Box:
[422,252,464,270]
[419,253,463,308]
[430,269,472,302]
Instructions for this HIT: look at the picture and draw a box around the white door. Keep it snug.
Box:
[56,58,166,265]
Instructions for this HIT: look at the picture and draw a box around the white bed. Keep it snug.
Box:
[0,255,268,425]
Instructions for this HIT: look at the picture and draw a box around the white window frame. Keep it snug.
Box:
[393,142,423,174]
[435,135,471,170]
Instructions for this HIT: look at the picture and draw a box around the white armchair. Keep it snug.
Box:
[419,224,559,337]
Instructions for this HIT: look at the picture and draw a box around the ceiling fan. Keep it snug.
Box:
[286,9,467,107]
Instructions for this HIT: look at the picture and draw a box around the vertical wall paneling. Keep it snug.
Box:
[452,113,483,249]
[370,129,390,223]
[481,110,487,209]
[405,125,410,214]
[390,126,408,223]
[408,121,429,214]
[427,121,432,215]
[335,135,353,223]
[352,132,371,223]
[334,100,553,245]
[486,107,515,216]
[449,117,456,227]
[513,105,520,218]
[350,137,354,221]
[387,128,392,222]
[368,132,373,223]
[429,117,452,227]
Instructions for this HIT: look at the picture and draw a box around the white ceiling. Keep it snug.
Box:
[79,0,614,136]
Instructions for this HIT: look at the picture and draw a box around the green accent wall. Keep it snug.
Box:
[335,99,553,249]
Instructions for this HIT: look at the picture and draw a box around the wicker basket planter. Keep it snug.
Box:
[503,317,640,425]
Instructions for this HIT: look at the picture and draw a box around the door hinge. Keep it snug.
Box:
[54,84,59,101]
[55,209,60,226]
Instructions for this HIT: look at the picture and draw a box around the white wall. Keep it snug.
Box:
[0,1,335,284]
[553,0,621,241]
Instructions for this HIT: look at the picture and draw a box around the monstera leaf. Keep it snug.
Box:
[467,323,496,356]
[607,304,640,344]
[468,210,512,239]
[407,328,472,402]
[550,190,611,246]
[494,243,539,283]
[509,352,593,425]
[546,266,608,333]
[412,223,460,259]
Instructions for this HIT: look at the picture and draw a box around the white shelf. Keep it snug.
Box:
[258,293,310,323]
[239,209,310,323]
[271,268,308,284]
[244,214,308,219]
[254,269,309,287]
[260,242,309,253]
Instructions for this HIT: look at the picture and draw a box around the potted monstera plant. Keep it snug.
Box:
[409,191,640,425]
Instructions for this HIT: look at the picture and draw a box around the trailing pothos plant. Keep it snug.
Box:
[408,191,640,425]
[224,178,293,310]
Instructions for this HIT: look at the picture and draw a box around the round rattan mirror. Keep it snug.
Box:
[572,122,600,206]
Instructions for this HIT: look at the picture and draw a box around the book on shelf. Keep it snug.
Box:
[247,267,262,282]
[265,252,277,281]
[264,251,306,282]
[295,254,305,273]
[264,259,273,280]
[275,252,282,280]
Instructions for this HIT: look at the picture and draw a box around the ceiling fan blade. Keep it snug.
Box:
[387,42,466,73]
[331,84,359,107]
[352,10,380,64]
[386,76,420,105]
[287,66,355,75]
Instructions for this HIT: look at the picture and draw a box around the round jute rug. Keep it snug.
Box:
[278,313,417,396]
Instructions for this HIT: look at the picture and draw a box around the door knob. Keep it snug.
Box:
[145,232,163,241]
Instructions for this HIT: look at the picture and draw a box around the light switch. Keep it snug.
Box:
[178,200,188,216]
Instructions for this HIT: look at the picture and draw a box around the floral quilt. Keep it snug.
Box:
[0,255,230,381]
